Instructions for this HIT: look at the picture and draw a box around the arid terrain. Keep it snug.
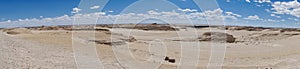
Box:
[1,24,300,69]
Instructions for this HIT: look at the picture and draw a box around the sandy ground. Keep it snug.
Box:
[0,30,76,69]
[0,26,300,69]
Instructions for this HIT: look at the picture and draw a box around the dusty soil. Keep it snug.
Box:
[1,25,300,69]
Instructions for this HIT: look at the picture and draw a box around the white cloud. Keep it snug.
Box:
[71,7,82,14]
[270,14,281,18]
[178,8,198,12]
[108,10,114,13]
[0,8,242,28]
[244,15,260,20]
[265,9,271,12]
[254,0,271,3]
[200,8,224,20]
[18,19,23,21]
[288,17,299,21]
[147,10,161,15]
[266,19,278,22]
[226,12,242,17]
[245,0,251,3]
[7,20,11,22]
[90,5,100,10]
[271,0,300,17]
[40,16,44,18]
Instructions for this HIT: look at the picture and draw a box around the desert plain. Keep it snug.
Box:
[0,24,300,69]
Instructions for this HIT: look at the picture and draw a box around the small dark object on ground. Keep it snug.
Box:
[164,57,169,60]
[168,59,176,63]
[151,23,158,25]
[95,28,110,31]
[89,40,125,46]
[164,56,175,63]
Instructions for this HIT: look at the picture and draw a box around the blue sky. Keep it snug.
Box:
[0,0,80,21]
[0,0,299,28]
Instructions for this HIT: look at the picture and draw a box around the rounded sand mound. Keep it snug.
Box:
[199,32,236,43]
[4,28,32,35]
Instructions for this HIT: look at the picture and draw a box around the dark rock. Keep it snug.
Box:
[164,56,175,63]
[164,56,169,60]
[168,59,176,63]
[151,23,158,25]
[95,28,110,31]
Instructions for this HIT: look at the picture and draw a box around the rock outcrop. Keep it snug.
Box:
[199,32,236,43]
[133,23,178,31]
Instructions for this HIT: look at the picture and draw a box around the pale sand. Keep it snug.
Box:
[0,27,300,69]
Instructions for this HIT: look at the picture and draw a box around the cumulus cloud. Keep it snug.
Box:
[226,12,242,17]
[245,0,251,3]
[201,8,240,22]
[270,14,281,18]
[271,0,300,17]
[7,20,11,22]
[254,0,271,3]
[90,5,100,10]
[0,8,242,28]
[244,15,260,20]
[266,19,279,22]
[245,0,271,3]
[265,9,271,12]
[178,8,198,12]
[71,7,82,14]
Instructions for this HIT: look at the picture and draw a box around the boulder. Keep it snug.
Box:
[199,32,236,43]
